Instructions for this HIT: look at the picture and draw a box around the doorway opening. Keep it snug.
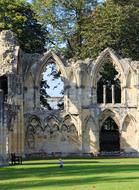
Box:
[100,117,120,152]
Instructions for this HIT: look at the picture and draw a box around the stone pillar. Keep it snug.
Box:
[16,75,24,156]
[16,106,24,155]
[82,124,100,155]
[0,90,7,165]
[112,85,115,104]
[103,85,106,104]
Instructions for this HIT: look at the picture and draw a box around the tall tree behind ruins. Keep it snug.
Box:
[33,0,139,60]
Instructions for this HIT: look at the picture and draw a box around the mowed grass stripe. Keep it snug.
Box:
[0,158,139,190]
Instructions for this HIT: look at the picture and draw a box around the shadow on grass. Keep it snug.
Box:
[1,161,139,189]
[1,163,139,179]
[1,174,139,190]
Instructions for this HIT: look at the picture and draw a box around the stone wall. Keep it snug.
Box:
[0,31,23,165]
[22,47,139,156]
[0,31,139,164]
[25,112,81,155]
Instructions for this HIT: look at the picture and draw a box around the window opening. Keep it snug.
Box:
[40,62,64,110]
[97,59,121,104]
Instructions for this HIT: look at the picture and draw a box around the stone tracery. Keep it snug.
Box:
[0,31,139,165]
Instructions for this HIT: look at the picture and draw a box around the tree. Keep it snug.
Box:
[32,0,98,59]
[0,0,48,53]
[97,59,121,103]
[40,63,64,110]
[32,0,139,60]
[83,0,139,59]
[112,0,139,6]
[40,79,52,110]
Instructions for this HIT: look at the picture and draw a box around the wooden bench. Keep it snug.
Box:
[11,153,22,165]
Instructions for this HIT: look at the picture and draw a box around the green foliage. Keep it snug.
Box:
[2,0,139,59]
[97,59,121,103]
[83,0,139,59]
[32,0,98,59]
[40,79,52,110]
[113,0,139,6]
[99,61,118,86]
[33,0,139,60]
[0,0,47,53]
[40,63,64,109]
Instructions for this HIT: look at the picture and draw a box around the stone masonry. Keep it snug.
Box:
[0,30,139,165]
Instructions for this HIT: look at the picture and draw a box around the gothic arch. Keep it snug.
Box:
[35,50,67,86]
[121,114,137,152]
[45,115,60,131]
[27,72,34,88]
[62,114,74,130]
[84,115,97,130]
[100,117,120,152]
[126,69,136,88]
[26,115,42,152]
[46,115,60,123]
[91,48,126,88]
[82,115,98,153]
[28,115,42,127]
[63,114,71,121]
[98,109,120,128]
[125,68,137,106]
[121,114,136,130]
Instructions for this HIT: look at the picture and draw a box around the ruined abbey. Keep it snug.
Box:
[0,30,139,165]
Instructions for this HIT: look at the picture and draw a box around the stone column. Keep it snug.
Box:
[103,85,106,104]
[16,106,24,156]
[0,90,7,165]
[112,85,115,104]
[16,75,24,156]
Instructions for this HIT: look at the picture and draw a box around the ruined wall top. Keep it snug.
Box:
[0,30,139,83]
[0,30,19,76]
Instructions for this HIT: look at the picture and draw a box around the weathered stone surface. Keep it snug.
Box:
[0,30,19,75]
[0,31,139,165]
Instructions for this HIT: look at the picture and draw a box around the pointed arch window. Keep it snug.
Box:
[97,58,121,104]
[40,59,64,110]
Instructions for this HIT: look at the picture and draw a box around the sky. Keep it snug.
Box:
[43,64,64,97]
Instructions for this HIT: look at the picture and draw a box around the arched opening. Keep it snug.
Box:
[100,117,120,152]
[121,115,137,152]
[0,75,8,101]
[40,60,64,110]
[26,116,41,153]
[126,70,136,105]
[97,58,121,104]
[127,70,133,88]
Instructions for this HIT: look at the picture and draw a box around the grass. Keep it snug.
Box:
[1,158,139,190]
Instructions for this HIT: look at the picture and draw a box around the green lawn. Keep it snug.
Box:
[1,158,139,190]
